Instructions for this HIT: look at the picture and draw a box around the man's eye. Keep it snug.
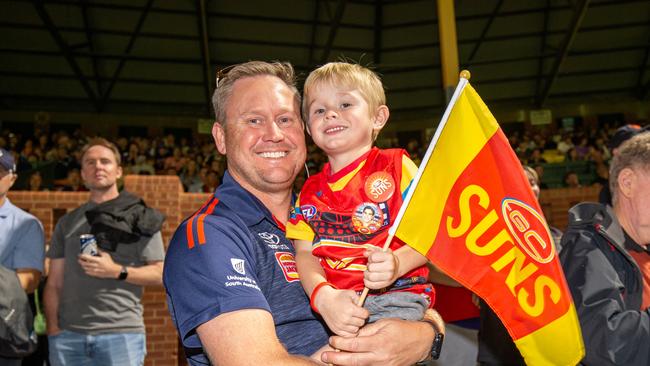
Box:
[278,117,292,124]
[249,118,261,124]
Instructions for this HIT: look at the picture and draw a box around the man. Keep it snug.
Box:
[560,132,650,366]
[0,147,45,365]
[164,61,443,366]
[599,124,643,204]
[44,138,165,366]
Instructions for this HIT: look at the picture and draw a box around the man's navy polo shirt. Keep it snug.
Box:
[164,171,329,365]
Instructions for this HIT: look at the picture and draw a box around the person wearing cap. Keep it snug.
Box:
[560,131,650,365]
[599,124,643,205]
[0,147,45,365]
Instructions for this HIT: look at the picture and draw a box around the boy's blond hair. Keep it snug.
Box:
[302,62,386,121]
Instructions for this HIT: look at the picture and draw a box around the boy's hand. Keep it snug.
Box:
[364,247,398,290]
[315,286,369,337]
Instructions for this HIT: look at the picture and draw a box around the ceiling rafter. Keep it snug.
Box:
[80,0,101,96]
[97,0,154,112]
[535,0,551,97]
[536,0,591,107]
[308,0,320,65]
[196,0,212,116]
[634,25,650,99]
[465,0,503,65]
[373,0,382,64]
[32,0,99,109]
[320,0,347,63]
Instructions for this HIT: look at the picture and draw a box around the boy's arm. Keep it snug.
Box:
[364,245,427,289]
[295,239,368,337]
[294,239,328,296]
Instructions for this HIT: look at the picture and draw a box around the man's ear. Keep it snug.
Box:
[116,166,123,180]
[372,105,389,131]
[617,168,635,198]
[213,122,227,155]
[8,173,17,189]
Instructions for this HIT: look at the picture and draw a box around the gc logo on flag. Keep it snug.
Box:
[231,258,246,275]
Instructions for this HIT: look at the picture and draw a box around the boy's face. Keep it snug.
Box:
[306,82,387,163]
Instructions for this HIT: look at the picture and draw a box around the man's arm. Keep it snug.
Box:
[197,308,322,366]
[16,268,41,293]
[44,258,64,335]
[78,252,163,286]
[322,310,444,366]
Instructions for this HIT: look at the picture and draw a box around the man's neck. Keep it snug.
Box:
[89,186,120,204]
[614,203,648,249]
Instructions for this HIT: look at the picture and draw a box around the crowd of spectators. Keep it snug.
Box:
[0,120,645,192]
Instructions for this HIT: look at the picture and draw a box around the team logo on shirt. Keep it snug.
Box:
[351,202,383,234]
[300,205,318,220]
[364,171,395,202]
[274,252,300,282]
[258,232,280,245]
[230,258,246,275]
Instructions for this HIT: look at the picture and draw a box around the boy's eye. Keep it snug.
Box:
[313,108,325,115]
[341,103,351,108]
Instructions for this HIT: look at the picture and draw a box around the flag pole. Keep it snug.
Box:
[357,70,472,307]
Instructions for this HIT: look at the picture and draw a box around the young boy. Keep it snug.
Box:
[287,62,434,337]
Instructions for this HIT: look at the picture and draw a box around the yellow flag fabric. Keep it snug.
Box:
[394,81,584,366]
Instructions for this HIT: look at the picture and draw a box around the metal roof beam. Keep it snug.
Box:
[320,0,347,63]
[536,0,590,107]
[382,0,644,29]
[81,0,102,96]
[196,0,212,116]
[97,0,154,112]
[10,0,373,30]
[32,1,98,109]
[465,0,503,65]
[373,0,382,64]
[635,29,650,99]
[535,0,551,97]
[308,0,320,65]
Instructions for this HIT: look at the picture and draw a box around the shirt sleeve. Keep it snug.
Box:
[163,216,271,350]
[285,193,315,242]
[47,217,66,259]
[139,231,165,262]
[12,216,45,272]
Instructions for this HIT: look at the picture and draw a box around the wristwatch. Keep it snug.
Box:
[118,266,128,280]
[416,312,445,365]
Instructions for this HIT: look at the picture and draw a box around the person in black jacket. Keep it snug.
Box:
[560,131,650,366]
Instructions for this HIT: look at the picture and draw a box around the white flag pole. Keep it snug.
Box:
[357,71,471,306]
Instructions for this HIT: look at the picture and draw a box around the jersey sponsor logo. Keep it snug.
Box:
[364,171,395,202]
[274,252,300,282]
[300,205,317,220]
[231,258,246,275]
[258,232,280,245]
[351,202,383,234]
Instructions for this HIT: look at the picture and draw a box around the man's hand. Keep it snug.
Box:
[315,286,369,337]
[322,313,442,366]
[78,251,120,279]
[364,247,398,290]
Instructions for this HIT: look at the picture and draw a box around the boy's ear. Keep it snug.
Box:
[372,105,389,130]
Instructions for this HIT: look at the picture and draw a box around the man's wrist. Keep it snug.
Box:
[416,310,445,364]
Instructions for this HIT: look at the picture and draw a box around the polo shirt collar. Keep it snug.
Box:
[215,170,275,227]
[0,197,14,218]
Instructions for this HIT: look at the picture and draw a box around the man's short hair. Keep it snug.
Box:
[302,62,386,136]
[80,138,122,166]
[211,61,299,125]
[609,132,650,204]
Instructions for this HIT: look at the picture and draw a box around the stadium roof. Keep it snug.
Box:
[1,0,649,120]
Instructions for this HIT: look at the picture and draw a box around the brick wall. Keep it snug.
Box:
[8,175,210,366]
[7,176,599,364]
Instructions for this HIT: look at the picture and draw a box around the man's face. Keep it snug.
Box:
[0,168,16,199]
[80,145,122,191]
[213,75,306,195]
[624,167,650,245]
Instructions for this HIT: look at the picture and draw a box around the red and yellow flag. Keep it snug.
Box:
[392,77,584,365]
